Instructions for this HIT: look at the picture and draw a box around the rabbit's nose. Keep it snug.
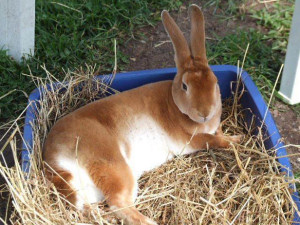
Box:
[198,113,207,121]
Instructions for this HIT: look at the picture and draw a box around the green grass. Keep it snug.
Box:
[0,51,31,118]
[203,0,247,16]
[207,29,283,100]
[251,1,294,53]
[0,0,182,122]
[204,0,299,113]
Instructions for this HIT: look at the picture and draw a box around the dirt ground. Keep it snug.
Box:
[122,2,259,71]
[271,102,300,169]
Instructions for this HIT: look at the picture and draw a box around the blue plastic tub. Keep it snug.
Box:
[22,65,300,222]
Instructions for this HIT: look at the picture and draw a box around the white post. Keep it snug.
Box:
[0,0,35,62]
[279,0,300,105]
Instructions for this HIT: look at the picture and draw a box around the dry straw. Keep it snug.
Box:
[1,63,300,224]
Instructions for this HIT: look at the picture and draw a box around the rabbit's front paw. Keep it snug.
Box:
[227,135,244,144]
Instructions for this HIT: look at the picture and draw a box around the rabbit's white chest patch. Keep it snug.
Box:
[121,116,193,178]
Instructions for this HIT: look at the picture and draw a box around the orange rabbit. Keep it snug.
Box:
[44,5,241,225]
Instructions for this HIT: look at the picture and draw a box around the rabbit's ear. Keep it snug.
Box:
[161,10,191,68]
[189,5,207,64]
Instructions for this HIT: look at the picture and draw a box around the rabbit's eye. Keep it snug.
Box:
[182,82,187,91]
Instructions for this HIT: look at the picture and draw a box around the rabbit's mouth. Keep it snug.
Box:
[187,111,214,124]
[187,106,218,124]
[196,113,215,123]
[197,115,211,123]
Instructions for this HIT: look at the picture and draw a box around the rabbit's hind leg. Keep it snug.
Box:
[47,157,105,210]
[88,161,157,225]
[45,167,78,208]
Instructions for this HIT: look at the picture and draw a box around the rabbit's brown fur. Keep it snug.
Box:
[44,5,241,225]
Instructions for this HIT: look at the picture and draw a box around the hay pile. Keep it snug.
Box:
[0,66,299,224]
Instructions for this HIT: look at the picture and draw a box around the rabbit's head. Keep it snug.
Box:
[162,4,221,123]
